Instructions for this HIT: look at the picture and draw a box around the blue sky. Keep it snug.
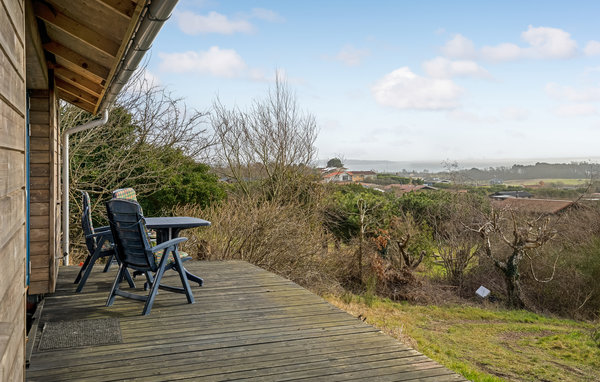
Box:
[146,0,600,163]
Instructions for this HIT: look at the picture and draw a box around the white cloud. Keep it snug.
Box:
[480,26,577,61]
[249,8,284,22]
[441,34,476,59]
[501,107,529,121]
[480,43,522,61]
[177,11,254,35]
[372,67,463,110]
[158,47,247,78]
[545,83,600,102]
[335,45,369,66]
[521,25,577,59]
[584,41,600,56]
[554,103,597,117]
[422,57,490,79]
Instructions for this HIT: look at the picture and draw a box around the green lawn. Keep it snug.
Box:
[326,295,600,382]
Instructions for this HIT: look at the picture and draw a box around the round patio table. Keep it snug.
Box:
[145,216,211,286]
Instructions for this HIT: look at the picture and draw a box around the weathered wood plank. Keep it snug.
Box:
[45,42,109,82]
[30,228,49,242]
[30,202,49,216]
[29,269,49,282]
[1,0,26,44]
[0,226,24,323]
[54,66,103,96]
[30,242,49,256]
[30,215,49,229]
[0,0,25,77]
[30,163,50,177]
[48,0,131,42]
[29,97,49,112]
[29,136,50,151]
[25,0,49,89]
[0,46,25,116]
[30,189,50,203]
[30,151,50,164]
[0,149,24,196]
[56,89,96,113]
[0,190,24,250]
[0,100,25,151]
[30,124,49,138]
[34,1,120,57]
[55,78,99,105]
[29,110,49,124]
[27,262,465,381]
[29,281,50,295]
[99,0,137,19]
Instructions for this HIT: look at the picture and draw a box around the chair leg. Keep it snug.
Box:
[173,251,195,304]
[74,255,92,284]
[142,264,166,316]
[103,254,114,272]
[144,272,154,291]
[76,251,102,293]
[122,268,136,288]
[106,264,126,307]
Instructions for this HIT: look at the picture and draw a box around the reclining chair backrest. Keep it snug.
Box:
[105,199,157,272]
[81,191,97,254]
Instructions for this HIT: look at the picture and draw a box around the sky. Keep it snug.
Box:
[145,0,600,164]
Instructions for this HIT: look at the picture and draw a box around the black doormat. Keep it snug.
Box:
[38,318,122,351]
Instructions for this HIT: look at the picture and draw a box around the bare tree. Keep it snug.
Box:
[64,68,212,256]
[472,209,558,308]
[211,74,318,201]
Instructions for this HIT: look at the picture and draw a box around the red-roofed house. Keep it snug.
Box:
[491,198,577,215]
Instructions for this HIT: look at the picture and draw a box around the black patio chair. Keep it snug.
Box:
[105,198,194,315]
[74,191,135,292]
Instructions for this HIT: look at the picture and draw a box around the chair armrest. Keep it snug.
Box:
[150,237,188,253]
[86,230,113,239]
[95,225,111,232]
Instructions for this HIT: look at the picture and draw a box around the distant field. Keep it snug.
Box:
[504,178,589,187]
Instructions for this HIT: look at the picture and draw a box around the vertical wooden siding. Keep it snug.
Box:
[0,0,27,380]
[28,87,58,295]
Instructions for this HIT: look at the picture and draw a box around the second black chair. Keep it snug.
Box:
[75,191,135,292]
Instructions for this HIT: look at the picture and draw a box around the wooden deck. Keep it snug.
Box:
[27,261,466,381]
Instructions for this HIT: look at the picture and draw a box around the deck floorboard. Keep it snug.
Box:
[27,261,466,381]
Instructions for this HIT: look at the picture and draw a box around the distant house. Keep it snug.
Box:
[491,198,577,215]
[490,191,534,199]
[346,171,377,182]
[322,171,351,183]
[490,178,503,185]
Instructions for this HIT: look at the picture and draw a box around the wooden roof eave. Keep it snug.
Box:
[34,0,148,114]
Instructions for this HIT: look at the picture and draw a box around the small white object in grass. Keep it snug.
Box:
[476,286,490,298]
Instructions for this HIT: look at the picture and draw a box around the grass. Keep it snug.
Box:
[326,295,600,382]
[503,178,588,186]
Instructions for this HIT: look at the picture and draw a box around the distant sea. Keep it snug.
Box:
[317,157,600,173]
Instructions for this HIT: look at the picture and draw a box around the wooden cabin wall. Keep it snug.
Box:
[29,88,59,295]
[0,0,27,380]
